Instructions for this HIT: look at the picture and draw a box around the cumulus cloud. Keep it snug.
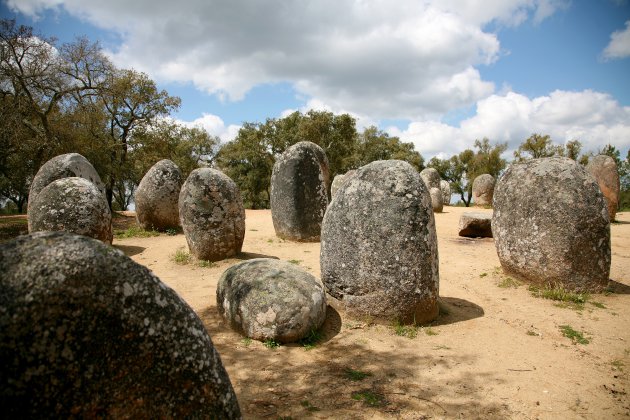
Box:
[390,90,630,160]
[7,0,562,120]
[603,20,630,60]
[175,113,241,143]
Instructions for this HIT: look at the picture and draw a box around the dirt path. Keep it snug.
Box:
[114,207,630,419]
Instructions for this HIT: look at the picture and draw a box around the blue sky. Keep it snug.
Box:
[2,0,629,159]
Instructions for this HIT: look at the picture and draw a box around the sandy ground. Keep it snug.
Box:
[113,206,630,419]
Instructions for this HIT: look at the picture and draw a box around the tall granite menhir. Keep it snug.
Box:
[321,160,439,324]
[135,159,183,231]
[179,168,245,261]
[270,141,329,241]
[0,232,240,418]
[492,157,610,292]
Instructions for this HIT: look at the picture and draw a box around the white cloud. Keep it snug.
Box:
[391,90,630,160]
[175,113,241,143]
[7,0,562,120]
[603,20,630,60]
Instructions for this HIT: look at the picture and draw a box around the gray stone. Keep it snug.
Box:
[586,155,620,222]
[472,174,495,207]
[217,258,327,343]
[331,170,356,199]
[420,167,441,190]
[430,187,444,213]
[28,177,112,244]
[321,160,439,324]
[459,212,492,238]
[440,180,451,206]
[135,159,183,231]
[0,232,241,418]
[29,153,105,216]
[270,141,329,241]
[492,157,610,292]
[179,168,245,261]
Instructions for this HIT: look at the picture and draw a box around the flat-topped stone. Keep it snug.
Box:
[458,212,492,238]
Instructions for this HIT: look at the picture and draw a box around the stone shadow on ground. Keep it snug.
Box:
[198,304,508,419]
[432,297,484,326]
[114,244,145,257]
[235,252,279,260]
[607,280,630,295]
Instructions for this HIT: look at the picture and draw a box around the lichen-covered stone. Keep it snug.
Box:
[459,212,492,238]
[429,187,444,213]
[29,153,105,215]
[440,180,451,206]
[586,155,620,222]
[420,167,441,190]
[179,168,245,261]
[270,141,329,241]
[217,258,326,343]
[472,174,495,207]
[321,160,439,324]
[330,170,356,199]
[135,159,183,231]
[492,157,610,292]
[0,232,241,418]
[28,177,112,244]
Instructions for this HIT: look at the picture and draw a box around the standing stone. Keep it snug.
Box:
[440,180,451,206]
[586,155,620,222]
[492,157,610,292]
[135,159,183,231]
[217,258,327,343]
[28,153,106,216]
[270,141,329,241]
[28,177,112,244]
[330,170,356,199]
[459,212,492,238]
[179,168,245,261]
[472,174,495,207]
[430,187,444,213]
[0,232,241,418]
[420,167,441,190]
[321,160,439,324]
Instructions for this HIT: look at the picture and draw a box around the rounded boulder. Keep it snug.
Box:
[217,258,327,343]
[270,141,330,241]
[0,232,241,418]
[492,157,610,292]
[430,187,444,213]
[29,153,105,215]
[440,180,451,206]
[135,159,183,231]
[586,155,620,222]
[472,174,495,207]
[330,170,356,199]
[321,160,439,324]
[420,167,441,190]
[28,177,112,244]
[179,168,245,261]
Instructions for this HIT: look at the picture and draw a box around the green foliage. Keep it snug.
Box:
[263,338,280,349]
[559,325,590,345]
[424,327,438,336]
[392,321,418,339]
[172,248,191,265]
[298,329,322,350]
[351,390,385,407]
[198,260,217,268]
[114,226,160,239]
[528,285,589,310]
[345,368,372,381]
[288,259,302,265]
[498,277,522,288]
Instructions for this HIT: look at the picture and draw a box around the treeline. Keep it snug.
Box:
[1,19,628,213]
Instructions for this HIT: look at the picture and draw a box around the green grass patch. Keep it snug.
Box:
[526,330,540,337]
[479,272,488,278]
[242,337,252,346]
[433,345,451,350]
[198,259,218,268]
[559,325,590,345]
[424,327,438,336]
[611,360,625,371]
[498,277,521,288]
[345,368,372,381]
[351,390,385,407]
[298,329,322,350]
[114,226,160,239]
[263,338,280,349]
[288,259,302,265]
[392,321,418,339]
[165,227,181,236]
[590,301,606,309]
[529,285,589,310]
[172,248,191,265]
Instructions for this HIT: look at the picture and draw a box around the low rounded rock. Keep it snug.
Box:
[0,232,241,418]
[492,157,610,292]
[135,159,183,231]
[179,168,245,261]
[29,153,105,216]
[217,258,327,343]
[28,177,112,244]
